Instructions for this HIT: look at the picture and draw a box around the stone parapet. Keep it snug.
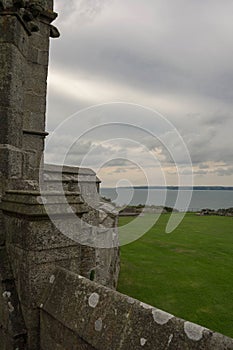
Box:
[43,164,120,290]
[43,163,101,197]
[41,267,233,350]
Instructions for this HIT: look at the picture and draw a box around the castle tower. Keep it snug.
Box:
[0,0,59,189]
[0,1,60,348]
[0,3,119,349]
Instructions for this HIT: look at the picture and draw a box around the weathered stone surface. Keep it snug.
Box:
[0,145,23,178]
[0,43,26,109]
[22,134,45,174]
[4,215,82,251]
[0,210,6,245]
[7,243,82,307]
[24,92,47,115]
[0,15,29,57]
[0,4,57,184]
[80,245,96,279]
[95,246,120,289]
[43,164,100,199]
[24,62,48,97]
[23,133,44,159]
[28,23,50,50]
[0,0,58,36]
[0,247,27,349]
[0,246,13,281]
[0,1,117,348]
[0,15,47,182]
[40,268,233,350]
[40,312,96,350]
[1,1,232,349]
[0,106,23,148]
[43,165,120,289]
[23,149,41,180]
[1,190,87,217]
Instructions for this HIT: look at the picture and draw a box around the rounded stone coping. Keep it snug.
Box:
[40,267,233,350]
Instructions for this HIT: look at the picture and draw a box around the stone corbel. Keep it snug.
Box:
[49,24,59,38]
[0,0,60,37]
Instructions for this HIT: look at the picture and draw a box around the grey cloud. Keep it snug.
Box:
[199,163,210,170]
[46,0,233,184]
[111,167,127,174]
[54,0,76,20]
[51,0,233,104]
[216,167,233,177]
[202,114,231,126]
[181,169,207,176]
[54,0,112,23]
[46,95,87,131]
[106,159,135,168]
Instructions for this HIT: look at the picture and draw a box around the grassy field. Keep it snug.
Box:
[117,213,233,338]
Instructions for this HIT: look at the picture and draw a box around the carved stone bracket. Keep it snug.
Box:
[0,0,60,37]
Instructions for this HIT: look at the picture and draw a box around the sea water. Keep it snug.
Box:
[101,188,233,211]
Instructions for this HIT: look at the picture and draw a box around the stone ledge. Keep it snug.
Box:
[3,189,83,200]
[40,267,233,350]
[23,129,49,137]
[44,163,97,177]
[44,164,101,190]
[1,190,88,217]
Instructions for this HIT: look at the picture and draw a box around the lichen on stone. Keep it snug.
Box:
[88,292,100,308]
[152,308,174,325]
[94,318,103,332]
[184,321,206,341]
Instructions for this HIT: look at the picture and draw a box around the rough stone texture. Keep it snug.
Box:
[0,1,58,183]
[3,1,231,350]
[0,1,120,348]
[0,2,66,348]
[0,183,119,348]
[41,267,233,350]
[0,247,27,349]
[1,190,87,217]
[40,312,96,350]
[43,164,100,199]
[43,164,120,290]
[0,145,24,179]
[0,188,88,348]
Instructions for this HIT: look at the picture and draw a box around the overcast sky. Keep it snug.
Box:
[45,0,233,187]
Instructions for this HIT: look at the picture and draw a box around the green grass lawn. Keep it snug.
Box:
[117,213,233,338]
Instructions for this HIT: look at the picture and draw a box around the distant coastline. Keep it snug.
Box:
[101,187,233,210]
[102,186,233,191]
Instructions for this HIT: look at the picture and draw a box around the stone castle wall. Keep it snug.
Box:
[40,268,233,350]
[0,1,233,349]
[0,1,119,348]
